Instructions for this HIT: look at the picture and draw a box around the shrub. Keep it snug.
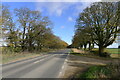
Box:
[2,47,14,54]
[14,47,22,52]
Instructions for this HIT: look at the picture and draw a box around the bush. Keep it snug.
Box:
[14,47,22,52]
[2,47,22,54]
[2,47,14,54]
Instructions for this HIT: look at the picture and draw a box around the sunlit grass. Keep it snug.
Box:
[92,48,120,54]
[105,48,119,54]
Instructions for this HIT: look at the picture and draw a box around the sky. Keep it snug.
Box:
[2,0,119,48]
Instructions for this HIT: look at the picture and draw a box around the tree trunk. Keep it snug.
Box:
[22,27,26,51]
[14,42,17,48]
[84,44,87,50]
[28,40,32,52]
[88,42,91,50]
[91,42,94,49]
[80,45,83,49]
[99,46,105,56]
[28,25,32,52]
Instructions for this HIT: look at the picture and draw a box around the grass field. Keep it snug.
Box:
[92,48,120,54]
[105,48,120,54]
[91,48,120,58]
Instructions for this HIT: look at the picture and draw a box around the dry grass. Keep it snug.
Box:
[2,47,62,64]
[71,48,87,54]
[2,52,41,64]
[110,54,120,58]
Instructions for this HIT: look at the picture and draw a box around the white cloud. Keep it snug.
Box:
[36,0,101,2]
[74,2,92,16]
[36,2,73,16]
[68,17,73,22]
[35,1,101,17]
[3,0,101,17]
[3,0,102,2]
[56,9,62,16]
[4,0,119,2]
[60,26,65,29]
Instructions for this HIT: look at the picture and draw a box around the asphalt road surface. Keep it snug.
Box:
[2,49,70,78]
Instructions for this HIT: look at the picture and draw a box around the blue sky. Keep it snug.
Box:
[3,2,88,45]
[2,1,118,48]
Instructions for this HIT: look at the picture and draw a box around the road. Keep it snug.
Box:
[2,49,70,78]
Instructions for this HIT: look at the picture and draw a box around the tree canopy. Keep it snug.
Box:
[72,2,120,56]
[1,5,68,52]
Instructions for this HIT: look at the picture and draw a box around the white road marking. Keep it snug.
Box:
[58,52,70,78]
[68,53,70,56]
[59,71,62,75]
[62,65,64,69]
[34,58,47,63]
[34,61,40,63]
[34,54,56,64]
[65,59,68,62]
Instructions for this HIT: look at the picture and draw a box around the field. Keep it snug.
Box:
[91,48,120,58]
[71,48,120,59]
[105,48,120,54]
[92,48,120,54]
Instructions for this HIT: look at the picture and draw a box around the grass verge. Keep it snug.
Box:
[2,48,64,64]
[2,52,41,64]
[75,62,120,78]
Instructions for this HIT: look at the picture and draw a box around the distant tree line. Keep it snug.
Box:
[72,2,120,56]
[1,5,68,52]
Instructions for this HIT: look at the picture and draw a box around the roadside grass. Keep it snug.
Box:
[2,47,45,64]
[76,66,110,78]
[0,47,2,64]
[75,62,120,78]
[69,48,120,79]
[2,47,64,64]
[2,52,41,64]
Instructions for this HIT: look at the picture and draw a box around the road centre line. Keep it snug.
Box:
[58,53,70,78]
[34,54,56,64]
[62,65,64,69]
